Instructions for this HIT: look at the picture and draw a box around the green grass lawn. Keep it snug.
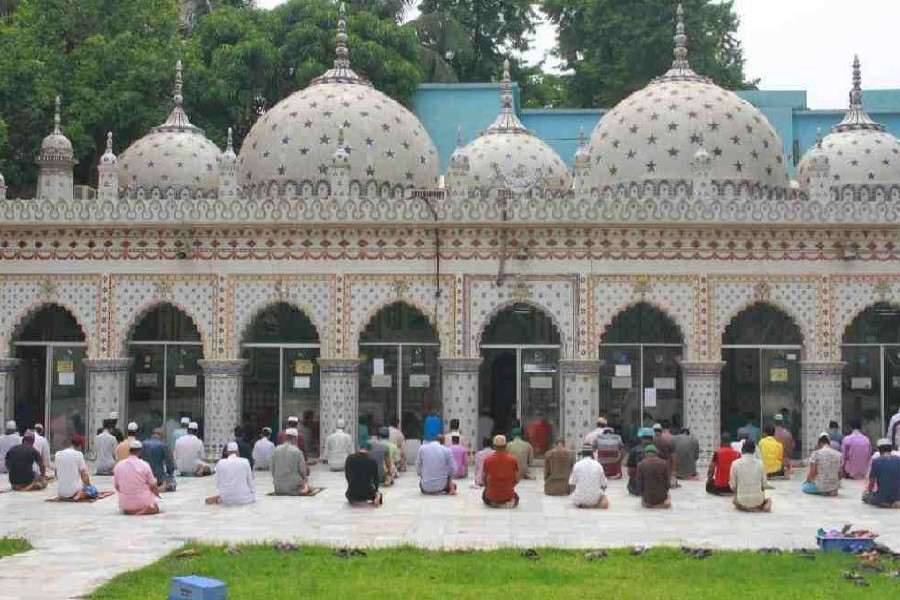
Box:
[0,537,31,559]
[89,544,898,599]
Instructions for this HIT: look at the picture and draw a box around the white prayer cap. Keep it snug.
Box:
[337,418,346,429]
[108,411,118,420]
[129,439,143,450]
[652,423,662,431]
[188,422,199,430]
[287,415,299,423]
[127,422,139,432]
[877,438,892,448]
[180,417,190,425]
[4,420,16,431]
[285,428,299,438]
[34,423,44,431]
[226,441,239,453]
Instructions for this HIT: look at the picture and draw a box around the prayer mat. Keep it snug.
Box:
[266,487,325,497]
[46,491,115,503]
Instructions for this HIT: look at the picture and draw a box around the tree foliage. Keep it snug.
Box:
[542,0,749,108]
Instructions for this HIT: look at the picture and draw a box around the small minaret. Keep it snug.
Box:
[97,132,119,201]
[35,96,76,201]
[218,127,237,200]
[806,128,831,204]
[691,140,712,203]
[447,126,470,197]
[573,127,591,195]
[330,126,351,198]
[0,168,6,200]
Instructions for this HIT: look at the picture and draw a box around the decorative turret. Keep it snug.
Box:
[447,126,470,196]
[36,96,77,201]
[0,168,6,200]
[97,132,119,201]
[691,134,712,203]
[329,126,351,198]
[573,127,591,196]
[804,128,832,203]
[218,127,238,200]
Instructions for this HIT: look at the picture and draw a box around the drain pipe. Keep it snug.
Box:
[421,193,441,311]
[496,191,509,287]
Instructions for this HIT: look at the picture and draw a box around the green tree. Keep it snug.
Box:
[543,0,749,108]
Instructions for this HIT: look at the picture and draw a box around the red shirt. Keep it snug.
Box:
[483,450,519,502]
[712,446,741,488]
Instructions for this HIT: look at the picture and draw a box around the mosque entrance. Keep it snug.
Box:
[12,304,87,451]
[599,302,684,447]
[840,303,900,441]
[479,303,561,455]
[358,302,441,444]
[241,302,321,456]
[721,303,803,456]
[127,304,204,441]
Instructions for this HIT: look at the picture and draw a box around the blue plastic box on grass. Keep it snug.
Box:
[168,575,227,600]
[815,535,876,553]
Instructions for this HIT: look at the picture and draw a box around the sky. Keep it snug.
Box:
[255,0,900,109]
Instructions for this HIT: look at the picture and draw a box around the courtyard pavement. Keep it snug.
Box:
[0,462,896,600]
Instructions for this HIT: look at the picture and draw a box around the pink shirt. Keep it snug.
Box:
[474,447,494,486]
[450,443,468,478]
[841,430,873,479]
[774,426,795,457]
[114,456,157,513]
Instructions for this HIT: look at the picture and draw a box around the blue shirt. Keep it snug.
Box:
[416,441,455,493]
[141,437,175,484]
[423,414,442,442]
[870,454,900,505]
[744,425,761,443]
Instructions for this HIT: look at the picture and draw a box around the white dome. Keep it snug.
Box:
[36,97,75,165]
[587,5,788,194]
[796,57,900,189]
[118,62,221,194]
[238,14,438,193]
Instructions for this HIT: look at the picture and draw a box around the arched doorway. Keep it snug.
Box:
[721,303,803,454]
[480,303,562,455]
[12,304,87,451]
[127,304,204,441]
[841,303,900,441]
[600,302,684,445]
[358,302,440,443]
[241,303,321,456]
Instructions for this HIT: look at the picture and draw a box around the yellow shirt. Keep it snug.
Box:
[758,436,784,474]
[115,437,135,463]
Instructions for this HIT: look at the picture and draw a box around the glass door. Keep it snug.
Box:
[47,346,87,452]
[359,345,399,436]
[884,346,900,435]
[841,346,882,441]
[166,344,204,436]
[401,345,440,441]
[283,347,321,456]
[599,346,640,445]
[129,342,203,439]
[242,347,280,437]
[642,346,683,430]
[13,345,46,435]
[521,348,560,455]
[480,348,518,436]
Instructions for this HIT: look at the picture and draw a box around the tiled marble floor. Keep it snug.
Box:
[0,464,895,600]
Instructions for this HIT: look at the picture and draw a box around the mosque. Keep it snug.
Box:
[1,5,898,461]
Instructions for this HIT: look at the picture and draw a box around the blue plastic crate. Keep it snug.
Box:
[815,535,876,553]
[168,575,227,600]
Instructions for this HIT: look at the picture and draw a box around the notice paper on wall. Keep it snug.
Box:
[611,376,632,389]
[643,387,657,408]
[893,376,900,389]
[770,368,788,383]
[372,374,392,388]
[293,360,313,375]
[373,358,385,376]
[293,376,311,389]
[614,364,631,377]
[654,377,676,390]
[851,377,873,390]
[135,373,157,388]
[530,376,553,390]
[175,374,198,388]
[409,374,430,388]
[58,372,75,386]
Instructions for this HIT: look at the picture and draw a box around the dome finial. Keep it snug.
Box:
[53,95,62,134]
[485,58,527,133]
[174,60,184,109]
[578,126,586,147]
[456,125,463,147]
[335,2,349,69]
[850,54,862,109]
[816,127,823,148]
[106,131,113,153]
[833,54,883,133]
[500,59,513,110]
[672,4,689,70]
[227,127,234,152]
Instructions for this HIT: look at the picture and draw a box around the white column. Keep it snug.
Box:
[84,358,132,456]
[559,359,602,449]
[0,359,19,430]
[318,358,360,447]
[681,361,725,458]
[439,357,482,444]
[801,361,844,455]
[199,359,247,458]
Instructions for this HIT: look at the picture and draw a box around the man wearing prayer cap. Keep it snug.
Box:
[636,445,672,509]
[506,427,534,481]
[31,423,51,477]
[6,432,47,491]
[482,435,519,508]
[271,427,311,496]
[169,416,191,453]
[107,412,124,442]
[324,418,354,472]
[115,422,140,463]
[206,441,256,506]
[252,427,276,471]
[345,439,383,507]
[863,438,900,508]
[95,418,118,475]
[277,416,305,452]
[174,422,212,476]
[113,439,161,515]
[626,428,655,496]
[0,420,21,475]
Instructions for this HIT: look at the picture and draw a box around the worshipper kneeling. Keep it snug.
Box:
[206,442,256,506]
[636,445,671,509]
[627,428,655,496]
[379,427,402,481]
[324,419,354,472]
[271,428,311,496]
[569,444,609,509]
[593,421,626,480]
[802,432,843,497]
[862,438,900,508]
[449,434,468,479]
[252,427,275,471]
[345,441,383,507]
[6,432,48,491]
[729,440,772,512]
[369,428,394,486]
[842,420,873,480]
[482,435,519,508]
[142,428,177,492]
[115,422,140,463]
[114,440,161,515]
[174,422,212,476]
[759,426,788,478]
[473,438,494,488]
[417,435,457,495]
[54,436,94,501]
[507,428,535,481]
[0,420,22,475]
[94,419,118,476]
[673,427,700,481]
[543,440,575,496]
[706,433,740,495]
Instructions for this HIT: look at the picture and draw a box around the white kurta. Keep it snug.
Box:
[569,456,608,506]
[215,455,256,505]
[95,431,118,473]
[0,433,21,474]
[324,429,354,471]
[174,434,207,473]
[33,433,52,475]
[252,438,275,470]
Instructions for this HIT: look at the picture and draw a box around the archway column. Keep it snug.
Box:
[800,361,845,455]
[84,358,132,456]
[439,357,482,443]
[559,360,602,449]
[199,359,247,458]
[681,361,726,458]
[318,358,361,447]
[0,359,20,431]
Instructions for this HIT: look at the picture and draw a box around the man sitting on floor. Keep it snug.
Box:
[380,427,402,482]
[345,441,383,507]
[369,428,392,486]
[252,427,275,471]
[863,438,900,508]
[417,434,457,495]
[482,435,520,508]
[115,422,140,463]
[594,422,625,479]
[142,428,176,492]
[174,422,212,476]
[759,426,788,478]
[449,434,468,479]
[6,432,47,491]
[271,428,311,496]
[473,437,494,488]
[324,419,354,472]
[206,442,256,506]
[543,440,575,496]
[802,432,843,496]
[506,428,535,481]
[114,440,161,515]
[569,444,609,509]
[94,419,118,476]
[636,445,671,509]
[222,426,254,469]
[673,427,700,481]
[55,436,93,501]
[842,420,873,480]
[627,428,655,496]
[730,440,772,512]
[0,420,21,475]
[32,423,52,476]
[707,433,740,496]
